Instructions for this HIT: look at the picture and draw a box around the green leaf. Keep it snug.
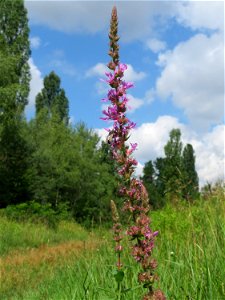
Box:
[113,270,125,283]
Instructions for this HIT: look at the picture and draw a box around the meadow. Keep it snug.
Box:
[1,188,224,300]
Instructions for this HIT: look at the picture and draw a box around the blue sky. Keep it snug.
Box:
[25,0,224,186]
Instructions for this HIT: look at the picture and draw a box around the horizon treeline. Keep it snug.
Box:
[0,0,207,225]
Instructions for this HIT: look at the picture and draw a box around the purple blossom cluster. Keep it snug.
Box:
[102,60,163,299]
[102,6,166,299]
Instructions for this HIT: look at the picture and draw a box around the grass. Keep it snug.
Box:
[1,190,224,299]
[0,218,89,256]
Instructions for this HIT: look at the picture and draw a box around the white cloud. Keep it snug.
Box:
[176,1,224,32]
[155,33,224,130]
[24,1,177,42]
[127,94,144,113]
[30,36,41,49]
[26,58,43,115]
[25,1,223,43]
[124,65,146,82]
[192,125,225,185]
[96,116,224,186]
[26,1,110,34]
[85,63,107,78]
[146,38,167,53]
[135,162,144,178]
[129,115,184,162]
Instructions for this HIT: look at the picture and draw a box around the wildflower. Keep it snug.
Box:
[101,5,165,299]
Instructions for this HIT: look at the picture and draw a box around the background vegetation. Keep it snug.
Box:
[1,187,224,300]
[0,0,202,225]
[0,1,224,299]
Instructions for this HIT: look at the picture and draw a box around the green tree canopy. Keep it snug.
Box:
[142,129,199,207]
[0,0,30,112]
[35,71,69,125]
[0,0,30,207]
[163,128,183,201]
[182,143,199,200]
[141,160,165,209]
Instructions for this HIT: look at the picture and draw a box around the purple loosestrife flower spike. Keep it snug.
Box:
[108,6,120,70]
[101,6,166,299]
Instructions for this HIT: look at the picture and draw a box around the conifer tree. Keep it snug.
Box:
[35,71,69,125]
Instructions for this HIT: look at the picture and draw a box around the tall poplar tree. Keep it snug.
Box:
[163,128,183,201]
[0,0,30,112]
[141,160,164,208]
[0,0,30,206]
[182,143,199,200]
[35,71,69,125]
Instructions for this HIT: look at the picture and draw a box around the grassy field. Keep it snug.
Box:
[1,190,224,299]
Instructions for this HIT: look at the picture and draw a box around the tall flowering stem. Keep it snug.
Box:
[101,7,166,300]
[111,200,123,270]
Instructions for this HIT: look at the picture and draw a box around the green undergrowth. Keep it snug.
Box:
[1,193,224,300]
[0,217,89,256]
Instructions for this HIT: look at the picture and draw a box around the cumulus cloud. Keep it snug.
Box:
[25,1,110,34]
[175,1,224,32]
[95,116,224,186]
[146,38,167,53]
[24,1,178,42]
[26,58,43,115]
[25,1,223,43]
[127,94,144,113]
[124,65,146,82]
[30,36,41,49]
[129,116,184,162]
[155,33,224,130]
[85,63,107,78]
[191,125,225,185]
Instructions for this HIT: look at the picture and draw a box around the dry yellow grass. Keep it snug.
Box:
[0,238,100,296]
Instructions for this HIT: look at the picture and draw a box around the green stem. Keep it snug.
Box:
[117,281,121,300]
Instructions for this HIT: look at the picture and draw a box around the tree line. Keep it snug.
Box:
[141,129,199,209]
[0,0,199,224]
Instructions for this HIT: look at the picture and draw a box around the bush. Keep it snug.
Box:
[0,201,71,229]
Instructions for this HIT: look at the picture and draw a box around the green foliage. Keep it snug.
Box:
[35,71,69,125]
[0,118,30,207]
[142,128,199,207]
[182,143,199,200]
[24,119,117,225]
[141,160,165,209]
[0,0,30,207]
[1,200,71,229]
[0,0,30,110]
[0,215,89,256]
[163,128,183,201]
[1,193,224,299]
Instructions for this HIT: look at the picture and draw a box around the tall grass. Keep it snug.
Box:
[1,193,224,299]
[0,218,89,256]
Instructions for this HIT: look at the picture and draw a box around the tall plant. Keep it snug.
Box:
[101,6,165,300]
